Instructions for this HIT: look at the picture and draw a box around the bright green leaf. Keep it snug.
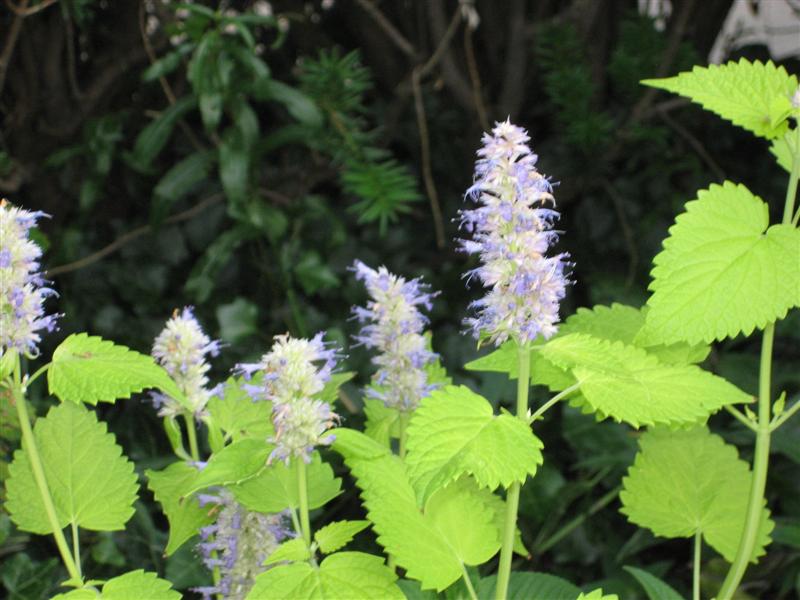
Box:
[620,427,774,562]
[770,136,793,173]
[405,385,543,505]
[146,462,213,556]
[577,589,619,600]
[318,371,355,404]
[623,566,684,600]
[205,376,273,443]
[101,570,181,599]
[6,402,138,534]
[476,572,581,600]
[263,537,311,566]
[314,520,370,554]
[363,398,400,446]
[644,182,800,344]
[642,58,798,139]
[48,333,184,406]
[230,451,341,513]
[187,438,270,496]
[541,334,751,427]
[247,551,403,599]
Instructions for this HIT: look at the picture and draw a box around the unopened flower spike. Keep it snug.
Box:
[459,119,571,346]
[235,332,340,465]
[194,489,292,600]
[351,260,440,412]
[0,199,59,357]
[151,306,221,420]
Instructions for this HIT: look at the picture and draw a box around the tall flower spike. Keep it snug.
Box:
[0,200,59,357]
[152,306,220,419]
[459,120,571,346]
[235,332,340,465]
[194,489,292,600]
[351,260,439,412]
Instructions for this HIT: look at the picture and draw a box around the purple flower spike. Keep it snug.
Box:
[459,120,571,346]
[351,260,440,412]
[0,200,59,357]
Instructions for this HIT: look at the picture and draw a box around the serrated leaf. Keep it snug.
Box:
[405,385,543,505]
[206,376,273,443]
[48,333,183,405]
[6,402,138,534]
[146,462,213,556]
[100,570,181,599]
[541,334,751,427]
[644,182,800,344]
[314,520,370,554]
[187,438,270,496]
[623,566,684,600]
[230,451,341,513]
[363,398,401,446]
[770,136,793,173]
[620,427,774,562]
[476,572,581,600]
[263,537,311,566]
[247,551,403,599]
[333,429,501,591]
[642,58,798,139]
[577,589,619,600]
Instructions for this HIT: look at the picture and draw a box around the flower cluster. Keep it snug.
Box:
[195,490,292,600]
[351,260,439,412]
[459,120,570,346]
[151,307,220,419]
[236,333,339,464]
[0,200,58,357]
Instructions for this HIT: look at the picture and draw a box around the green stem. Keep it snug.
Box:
[717,324,774,600]
[10,355,82,585]
[771,398,800,431]
[296,459,311,547]
[693,530,701,600]
[71,522,82,580]
[183,413,200,462]
[495,343,531,600]
[398,412,410,460]
[724,405,758,433]
[782,126,800,224]
[461,564,479,600]
[26,362,50,386]
[529,381,582,423]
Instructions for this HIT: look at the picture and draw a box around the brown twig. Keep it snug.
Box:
[463,25,489,131]
[354,0,418,60]
[4,0,57,16]
[47,194,223,277]
[0,0,29,97]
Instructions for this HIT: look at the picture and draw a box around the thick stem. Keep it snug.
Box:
[296,459,311,547]
[693,530,702,600]
[717,325,774,599]
[494,344,531,600]
[10,356,82,584]
[183,413,200,462]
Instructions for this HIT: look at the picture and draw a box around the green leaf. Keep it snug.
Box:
[642,58,798,139]
[142,45,191,82]
[405,385,543,505]
[152,150,215,224]
[363,398,400,446]
[247,551,403,599]
[219,128,250,208]
[541,334,751,427]
[187,438,270,495]
[146,462,213,556]
[230,451,341,513]
[314,520,370,554]
[476,572,581,600]
[333,429,500,591]
[620,426,774,562]
[205,376,273,443]
[623,566,684,600]
[263,538,311,566]
[216,298,258,344]
[100,570,181,599]
[577,589,619,600]
[318,371,356,404]
[250,79,323,127]
[644,182,800,344]
[48,333,184,406]
[6,402,138,534]
[128,96,196,172]
[770,136,793,173]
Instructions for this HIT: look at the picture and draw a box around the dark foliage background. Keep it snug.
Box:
[1,0,799,598]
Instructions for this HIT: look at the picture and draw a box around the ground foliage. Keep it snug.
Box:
[1,1,799,599]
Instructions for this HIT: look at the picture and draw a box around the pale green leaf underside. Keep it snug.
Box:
[642,58,798,139]
[6,402,138,534]
[620,427,774,562]
[315,520,370,554]
[541,334,751,427]
[333,429,501,591]
[48,333,183,405]
[645,182,800,344]
[146,462,213,556]
[51,570,185,599]
[247,552,404,600]
[186,438,271,496]
[230,451,341,513]
[405,385,543,505]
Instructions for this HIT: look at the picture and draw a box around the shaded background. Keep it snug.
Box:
[1,0,799,598]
